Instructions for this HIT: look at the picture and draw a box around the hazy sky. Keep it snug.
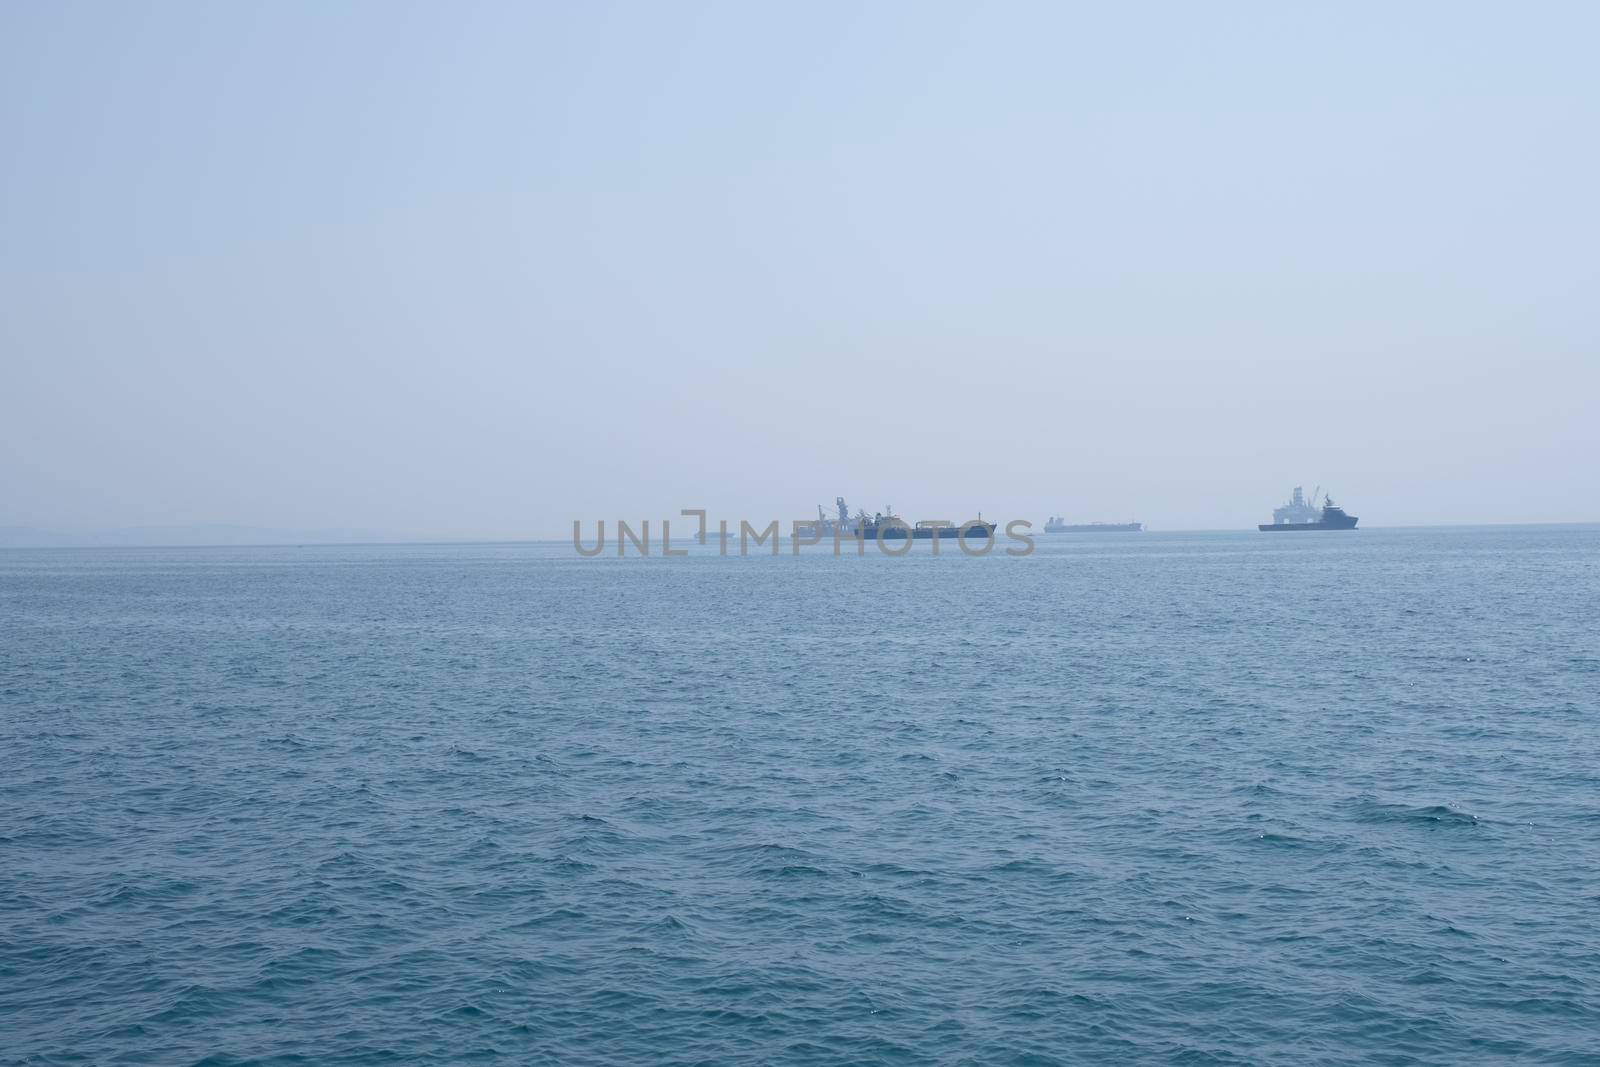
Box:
[3,1,1596,539]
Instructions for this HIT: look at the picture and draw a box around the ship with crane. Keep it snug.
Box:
[814,497,865,538]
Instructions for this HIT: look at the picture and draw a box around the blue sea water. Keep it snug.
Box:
[3,527,1598,1065]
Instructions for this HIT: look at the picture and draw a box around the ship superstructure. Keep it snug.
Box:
[814,496,868,537]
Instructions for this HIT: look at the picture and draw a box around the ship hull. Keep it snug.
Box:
[1258,516,1359,531]
[869,524,995,540]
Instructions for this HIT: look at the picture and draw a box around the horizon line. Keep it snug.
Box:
[3,520,1599,551]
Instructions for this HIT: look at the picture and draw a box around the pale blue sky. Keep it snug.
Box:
[3,1,1596,538]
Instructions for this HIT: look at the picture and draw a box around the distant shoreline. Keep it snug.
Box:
[3,522,1598,551]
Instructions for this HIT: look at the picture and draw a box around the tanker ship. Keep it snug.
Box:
[1045,517,1143,533]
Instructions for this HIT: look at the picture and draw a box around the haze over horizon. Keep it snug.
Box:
[4,2,1596,542]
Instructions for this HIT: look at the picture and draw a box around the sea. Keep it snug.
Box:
[3,526,1598,1065]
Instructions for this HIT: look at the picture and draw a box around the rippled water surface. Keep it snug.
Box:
[4,528,1599,1064]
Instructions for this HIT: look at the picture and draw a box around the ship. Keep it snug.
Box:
[1044,517,1143,533]
[859,505,994,540]
[809,497,994,540]
[1258,486,1359,531]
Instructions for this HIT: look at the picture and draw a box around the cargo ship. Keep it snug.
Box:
[1258,486,1358,531]
[1045,517,1143,533]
